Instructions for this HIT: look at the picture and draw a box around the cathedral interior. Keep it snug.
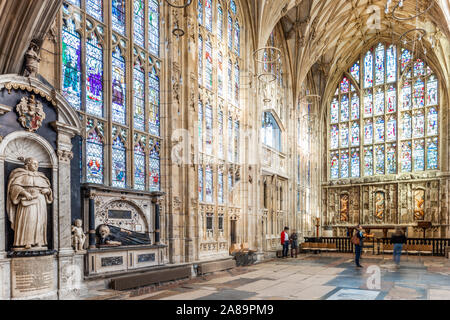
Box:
[0,0,449,300]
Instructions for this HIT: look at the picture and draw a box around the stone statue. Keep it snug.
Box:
[71,219,86,252]
[7,157,53,251]
[96,224,151,247]
[23,42,40,77]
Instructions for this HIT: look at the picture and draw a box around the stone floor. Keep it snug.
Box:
[99,253,450,300]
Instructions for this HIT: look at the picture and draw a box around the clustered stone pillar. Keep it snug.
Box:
[150,191,165,245]
[88,193,96,249]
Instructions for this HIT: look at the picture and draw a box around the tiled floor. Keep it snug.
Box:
[121,253,450,300]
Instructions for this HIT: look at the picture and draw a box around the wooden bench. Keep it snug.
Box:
[300,242,336,253]
[382,243,433,256]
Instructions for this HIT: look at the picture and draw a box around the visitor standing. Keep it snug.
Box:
[280,227,290,258]
[391,227,407,267]
[290,229,298,258]
[352,224,364,268]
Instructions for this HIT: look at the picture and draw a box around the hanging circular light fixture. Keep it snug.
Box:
[390,0,434,21]
[165,0,192,9]
[253,46,282,83]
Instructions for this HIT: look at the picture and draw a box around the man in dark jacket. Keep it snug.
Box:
[391,227,407,267]
[354,224,364,268]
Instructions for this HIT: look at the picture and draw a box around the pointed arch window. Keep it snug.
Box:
[329,42,440,179]
[112,0,126,35]
[112,46,126,124]
[133,0,145,47]
[112,129,127,188]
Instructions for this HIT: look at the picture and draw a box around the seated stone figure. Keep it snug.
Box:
[96,224,151,247]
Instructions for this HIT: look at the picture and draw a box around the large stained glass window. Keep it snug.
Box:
[62,0,162,191]
[329,42,440,179]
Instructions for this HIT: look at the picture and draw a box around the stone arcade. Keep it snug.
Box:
[0,0,449,299]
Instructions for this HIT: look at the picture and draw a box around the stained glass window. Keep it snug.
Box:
[87,0,103,22]
[427,137,438,170]
[340,151,349,178]
[198,35,203,85]
[62,15,82,110]
[234,21,240,56]
[134,137,146,190]
[149,67,160,136]
[227,12,233,50]
[217,3,223,40]
[329,42,440,179]
[375,43,384,85]
[234,62,239,105]
[112,46,126,124]
[63,0,162,191]
[351,148,360,177]
[228,115,233,162]
[86,122,104,184]
[205,0,213,32]
[198,166,203,201]
[218,51,223,97]
[227,59,233,100]
[148,0,159,56]
[218,108,224,158]
[133,61,145,131]
[205,38,213,90]
[218,168,224,203]
[112,0,126,35]
[149,140,160,191]
[134,0,145,47]
[198,0,203,24]
[198,101,203,153]
[234,120,240,163]
[205,104,213,155]
[205,165,213,203]
[364,50,373,88]
[112,133,126,188]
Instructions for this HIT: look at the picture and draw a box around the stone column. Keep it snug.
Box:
[150,191,165,245]
[88,195,96,249]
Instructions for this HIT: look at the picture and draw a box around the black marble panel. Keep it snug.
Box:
[108,210,132,219]
[101,256,124,267]
[137,253,155,263]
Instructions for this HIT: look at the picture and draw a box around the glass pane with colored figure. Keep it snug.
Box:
[149,68,160,136]
[62,17,82,110]
[427,107,438,136]
[205,104,213,155]
[148,0,159,56]
[87,0,103,22]
[401,48,411,72]
[340,151,349,178]
[387,144,396,174]
[205,165,213,203]
[374,117,385,143]
[227,12,233,50]
[427,76,438,106]
[364,147,373,176]
[230,0,237,15]
[149,142,160,191]
[218,170,224,203]
[386,44,396,83]
[112,135,126,188]
[351,93,359,120]
[364,50,373,88]
[412,109,425,138]
[86,33,103,117]
[427,137,438,170]
[86,130,104,184]
[134,142,145,190]
[386,86,396,113]
[134,0,145,47]
[218,51,223,97]
[205,38,213,90]
[340,95,349,122]
[387,115,396,141]
[330,125,339,149]
[413,139,425,171]
[414,59,425,77]
[234,21,240,56]
[375,43,384,85]
[401,81,411,110]
[205,0,212,32]
[374,87,384,115]
[198,35,203,85]
[112,0,126,35]
[351,122,360,146]
[198,166,203,201]
[413,79,425,108]
[364,119,373,144]
[112,47,126,124]
[401,112,412,139]
[364,89,373,117]
[350,61,360,83]
[198,0,203,24]
[375,145,385,175]
[340,77,350,93]
[330,152,339,179]
[234,62,239,105]
[217,4,223,40]
[340,123,349,148]
[330,97,339,123]
[218,109,224,158]
[351,149,360,177]
[133,62,145,131]
[401,141,412,172]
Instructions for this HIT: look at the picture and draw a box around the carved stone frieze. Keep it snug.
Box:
[57,150,74,163]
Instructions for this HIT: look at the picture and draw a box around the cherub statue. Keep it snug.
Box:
[71,219,86,252]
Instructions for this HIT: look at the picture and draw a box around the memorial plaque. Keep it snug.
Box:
[138,253,155,263]
[108,210,132,219]
[101,256,123,267]
[11,255,54,298]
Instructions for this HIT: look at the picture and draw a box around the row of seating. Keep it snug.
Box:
[300,242,337,252]
[381,243,433,255]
